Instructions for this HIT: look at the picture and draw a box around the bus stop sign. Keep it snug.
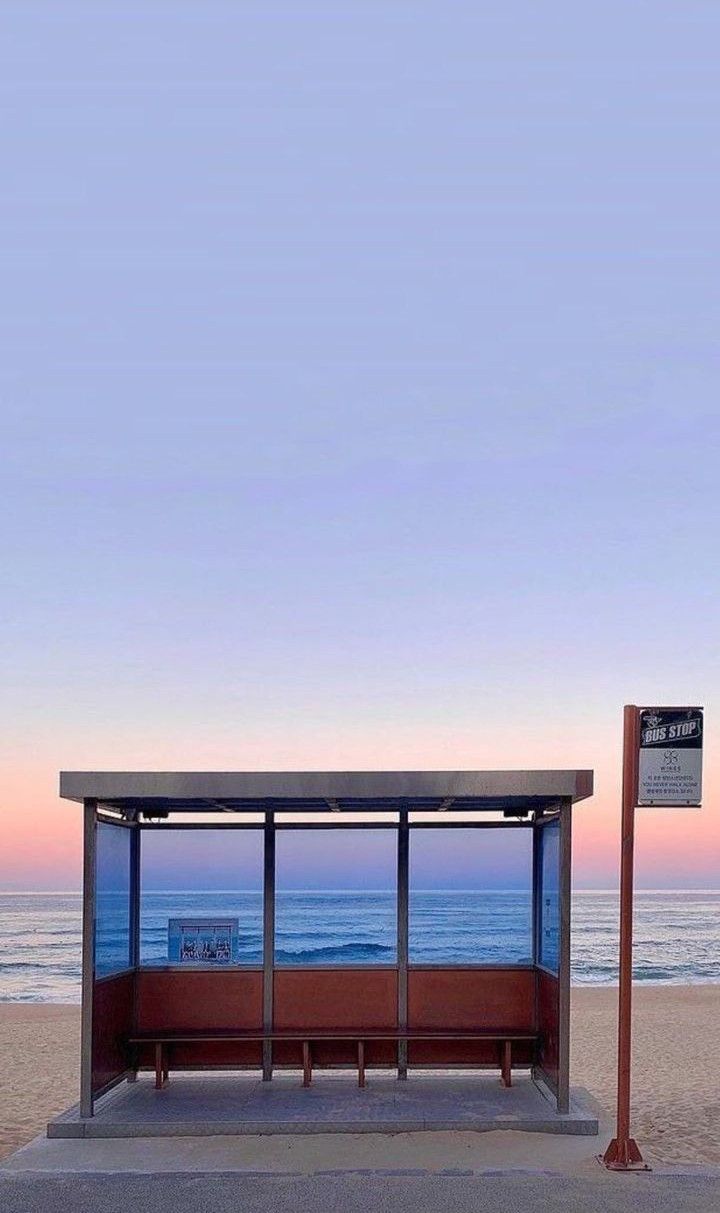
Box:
[637,707,703,806]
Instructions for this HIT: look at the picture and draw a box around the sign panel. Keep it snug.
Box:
[168,917,239,965]
[637,707,703,806]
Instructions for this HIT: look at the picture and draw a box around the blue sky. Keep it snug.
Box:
[139,827,533,891]
[1,3,719,890]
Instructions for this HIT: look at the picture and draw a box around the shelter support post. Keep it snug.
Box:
[80,799,97,1118]
[129,821,140,968]
[557,799,572,1114]
[397,809,409,1079]
[263,809,276,1081]
[530,817,541,1091]
[128,821,141,1081]
[531,821,541,966]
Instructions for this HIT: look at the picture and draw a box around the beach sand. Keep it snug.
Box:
[1,987,718,1166]
[571,985,720,1166]
[0,1005,79,1163]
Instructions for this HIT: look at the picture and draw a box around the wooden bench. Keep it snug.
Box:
[128,1029,538,1091]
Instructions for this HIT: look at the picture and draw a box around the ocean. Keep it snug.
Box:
[1,890,719,1002]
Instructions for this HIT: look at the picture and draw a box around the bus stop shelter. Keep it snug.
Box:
[50,769,599,1138]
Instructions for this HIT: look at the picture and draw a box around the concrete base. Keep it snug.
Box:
[48,1072,599,1138]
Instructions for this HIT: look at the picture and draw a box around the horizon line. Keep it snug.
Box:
[2,887,720,895]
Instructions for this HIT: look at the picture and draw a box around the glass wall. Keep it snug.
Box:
[140,829,263,966]
[275,828,397,965]
[538,820,560,972]
[95,822,132,978]
[409,828,533,964]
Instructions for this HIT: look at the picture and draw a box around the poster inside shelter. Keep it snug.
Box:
[637,707,703,806]
[168,917,239,964]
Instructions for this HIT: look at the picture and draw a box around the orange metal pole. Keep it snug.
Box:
[602,705,649,1170]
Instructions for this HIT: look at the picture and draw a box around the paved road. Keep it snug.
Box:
[1,1171,718,1213]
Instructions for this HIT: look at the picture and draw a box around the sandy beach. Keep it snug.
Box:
[0,1005,79,1163]
[1,987,718,1166]
[570,985,720,1166]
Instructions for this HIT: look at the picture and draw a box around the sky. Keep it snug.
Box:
[138,825,536,892]
[1,2,719,892]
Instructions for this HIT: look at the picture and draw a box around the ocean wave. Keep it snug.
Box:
[275,941,395,964]
[0,961,80,973]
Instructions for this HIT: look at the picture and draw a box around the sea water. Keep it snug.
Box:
[0,890,719,1002]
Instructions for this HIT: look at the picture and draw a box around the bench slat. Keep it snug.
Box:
[130,1030,537,1043]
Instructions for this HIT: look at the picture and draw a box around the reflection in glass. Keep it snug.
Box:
[95,822,131,977]
[539,821,560,973]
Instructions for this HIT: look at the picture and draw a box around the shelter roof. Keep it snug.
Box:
[59,769,593,816]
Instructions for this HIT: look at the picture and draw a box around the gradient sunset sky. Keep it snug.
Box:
[2,3,718,892]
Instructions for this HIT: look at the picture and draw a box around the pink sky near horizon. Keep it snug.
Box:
[2,715,717,892]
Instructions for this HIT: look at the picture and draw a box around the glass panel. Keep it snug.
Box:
[409,828,533,964]
[95,822,131,977]
[140,830,263,966]
[539,821,560,972]
[275,829,397,965]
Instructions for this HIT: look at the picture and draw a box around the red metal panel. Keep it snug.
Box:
[273,969,398,1030]
[136,969,263,1031]
[407,968,534,1066]
[92,971,134,1095]
[408,968,535,1029]
[135,970,264,1069]
[536,968,559,1092]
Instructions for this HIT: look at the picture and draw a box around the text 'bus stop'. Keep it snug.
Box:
[53,769,597,1138]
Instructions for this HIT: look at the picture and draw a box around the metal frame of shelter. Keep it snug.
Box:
[60,769,593,1122]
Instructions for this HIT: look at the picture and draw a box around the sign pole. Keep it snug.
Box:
[603,705,649,1170]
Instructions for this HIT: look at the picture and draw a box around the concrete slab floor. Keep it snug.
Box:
[45,1072,599,1140]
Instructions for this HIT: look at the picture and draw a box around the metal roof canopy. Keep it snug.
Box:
[60,769,593,817]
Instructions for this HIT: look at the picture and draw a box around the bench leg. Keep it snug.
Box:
[163,1045,170,1085]
[397,1040,408,1081]
[501,1040,512,1087]
[127,1044,139,1082]
[358,1040,365,1088]
[155,1043,164,1091]
[262,1039,273,1082]
[302,1041,312,1088]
